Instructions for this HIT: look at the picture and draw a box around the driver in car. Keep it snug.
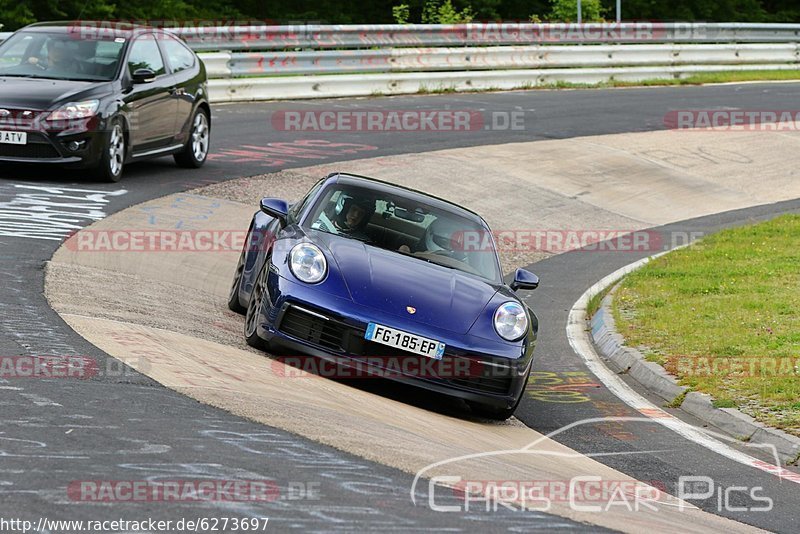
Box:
[313,194,375,241]
[28,40,78,73]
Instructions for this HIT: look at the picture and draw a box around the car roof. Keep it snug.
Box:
[329,172,490,227]
[20,21,171,38]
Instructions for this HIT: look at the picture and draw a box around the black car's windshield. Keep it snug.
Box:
[306,184,502,282]
[0,31,126,81]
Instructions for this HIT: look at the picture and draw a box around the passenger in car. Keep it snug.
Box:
[399,218,462,258]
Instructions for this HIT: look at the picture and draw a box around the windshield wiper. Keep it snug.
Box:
[397,250,458,270]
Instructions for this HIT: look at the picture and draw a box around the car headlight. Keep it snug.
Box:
[493,301,528,341]
[289,243,327,284]
[46,100,100,121]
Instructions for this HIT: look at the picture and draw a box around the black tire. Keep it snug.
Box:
[227,248,247,314]
[244,260,269,349]
[93,118,125,182]
[174,107,210,168]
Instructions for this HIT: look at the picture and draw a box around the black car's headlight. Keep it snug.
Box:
[289,243,327,284]
[493,301,528,341]
[46,100,99,121]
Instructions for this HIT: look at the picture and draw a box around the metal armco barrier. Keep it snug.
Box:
[176,22,800,50]
[206,63,799,102]
[4,23,800,50]
[2,24,800,101]
[201,43,800,77]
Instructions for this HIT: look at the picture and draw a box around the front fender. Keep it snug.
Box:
[240,210,280,302]
[269,232,353,302]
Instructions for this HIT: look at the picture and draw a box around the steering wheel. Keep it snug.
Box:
[27,57,47,70]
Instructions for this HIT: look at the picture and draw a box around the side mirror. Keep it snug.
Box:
[510,268,539,291]
[131,68,156,84]
[260,197,289,223]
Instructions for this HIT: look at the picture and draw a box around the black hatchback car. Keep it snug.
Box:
[0,22,210,181]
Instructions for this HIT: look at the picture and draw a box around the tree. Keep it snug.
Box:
[422,0,474,23]
[548,0,605,22]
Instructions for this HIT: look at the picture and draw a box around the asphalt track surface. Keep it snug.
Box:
[1,83,800,532]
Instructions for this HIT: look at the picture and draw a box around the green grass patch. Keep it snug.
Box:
[667,389,690,409]
[586,283,615,319]
[613,215,800,436]
[525,70,800,90]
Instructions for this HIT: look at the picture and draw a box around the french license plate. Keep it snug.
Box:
[365,322,445,360]
[0,131,26,145]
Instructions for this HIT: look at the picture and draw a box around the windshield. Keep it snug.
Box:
[0,31,126,81]
[307,184,502,282]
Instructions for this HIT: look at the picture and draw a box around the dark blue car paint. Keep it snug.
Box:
[232,173,538,411]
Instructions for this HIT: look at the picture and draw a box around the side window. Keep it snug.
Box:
[160,35,195,73]
[289,179,326,223]
[127,35,165,76]
[0,35,35,66]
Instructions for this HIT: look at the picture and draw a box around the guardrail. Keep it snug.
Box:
[201,43,800,77]
[179,22,800,50]
[2,24,800,102]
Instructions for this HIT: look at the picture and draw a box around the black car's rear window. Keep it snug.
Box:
[0,31,126,82]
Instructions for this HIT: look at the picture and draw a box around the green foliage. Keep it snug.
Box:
[392,3,411,23]
[421,0,474,23]
[1,0,800,31]
[548,0,604,22]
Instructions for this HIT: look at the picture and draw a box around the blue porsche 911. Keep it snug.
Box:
[228,172,540,419]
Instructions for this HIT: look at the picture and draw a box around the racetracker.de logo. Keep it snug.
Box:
[63,229,276,253]
[670,356,800,378]
[462,22,668,43]
[65,19,291,41]
[0,356,97,379]
[271,355,505,379]
[271,110,526,132]
[664,110,800,131]
[68,480,280,502]
[452,229,666,253]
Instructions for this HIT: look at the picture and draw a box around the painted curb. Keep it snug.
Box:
[590,285,800,465]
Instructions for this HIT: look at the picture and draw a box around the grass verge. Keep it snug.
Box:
[612,215,800,436]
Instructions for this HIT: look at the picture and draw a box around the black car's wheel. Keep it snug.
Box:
[93,118,125,182]
[227,248,247,314]
[174,108,210,168]
[244,260,270,349]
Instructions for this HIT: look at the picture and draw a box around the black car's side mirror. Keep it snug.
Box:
[131,68,156,84]
[260,198,289,224]
[510,268,539,291]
